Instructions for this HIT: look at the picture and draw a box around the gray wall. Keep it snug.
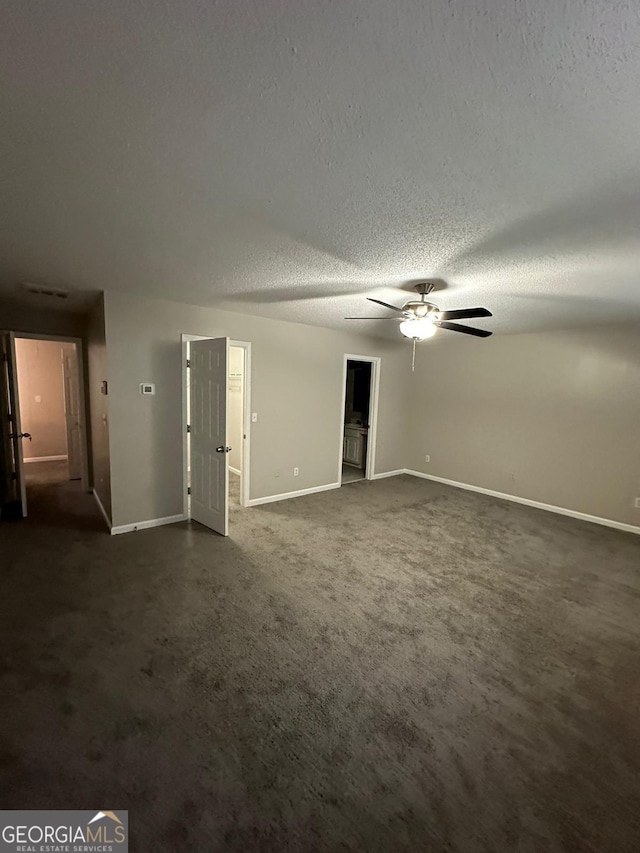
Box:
[406,324,640,526]
[14,338,71,459]
[0,298,86,339]
[87,295,111,520]
[104,291,410,528]
[101,291,640,530]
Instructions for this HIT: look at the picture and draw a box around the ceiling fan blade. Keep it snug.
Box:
[434,321,493,337]
[366,297,407,314]
[344,316,401,320]
[438,307,492,321]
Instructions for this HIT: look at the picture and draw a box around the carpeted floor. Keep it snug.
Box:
[24,458,70,486]
[1,473,639,851]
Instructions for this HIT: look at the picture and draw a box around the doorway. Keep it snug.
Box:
[339,354,380,485]
[0,332,88,520]
[227,344,246,514]
[182,335,251,536]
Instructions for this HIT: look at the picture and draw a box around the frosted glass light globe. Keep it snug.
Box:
[399,317,437,340]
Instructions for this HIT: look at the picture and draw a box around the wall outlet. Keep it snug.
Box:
[251,412,258,422]
[275,469,280,478]
[635,497,640,509]
[510,473,516,482]
[424,455,430,463]
[293,467,299,477]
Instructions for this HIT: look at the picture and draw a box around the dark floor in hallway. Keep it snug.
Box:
[1,474,639,851]
[341,464,365,484]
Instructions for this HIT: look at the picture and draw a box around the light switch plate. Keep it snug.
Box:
[140,383,155,395]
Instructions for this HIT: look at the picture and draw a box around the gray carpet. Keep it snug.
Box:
[1,474,639,852]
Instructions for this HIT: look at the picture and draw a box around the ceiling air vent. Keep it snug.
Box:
[22,282,70,300]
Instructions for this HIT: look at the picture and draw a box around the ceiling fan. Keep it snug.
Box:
[345,282,492,370]
[345,282,493,340]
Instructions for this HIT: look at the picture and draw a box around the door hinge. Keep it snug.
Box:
[187,486,191,495]
[186,359,191,368]
[186,424,191,433]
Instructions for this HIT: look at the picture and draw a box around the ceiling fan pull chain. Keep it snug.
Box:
[412,337,416,372]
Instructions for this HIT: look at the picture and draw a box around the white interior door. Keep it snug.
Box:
[62,344,82,480]
[1,332,27,517]
[190,337,229,535]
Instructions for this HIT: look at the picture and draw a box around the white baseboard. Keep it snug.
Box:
[24,455,68,463]
[91,488,111,532]
[110,513,187,536]
[247,481,340,507]
[404,469,640,535]
[229,466,241,476]
[371,469,406,480]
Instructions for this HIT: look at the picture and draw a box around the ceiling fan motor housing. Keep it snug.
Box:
[403,300,439,317]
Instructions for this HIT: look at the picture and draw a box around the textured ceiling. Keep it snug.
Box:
[2,0,640,337]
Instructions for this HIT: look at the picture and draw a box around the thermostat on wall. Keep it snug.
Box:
[140,383,155,395]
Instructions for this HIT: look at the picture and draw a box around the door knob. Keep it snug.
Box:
[216,446,232,453]
[10,432,32,441]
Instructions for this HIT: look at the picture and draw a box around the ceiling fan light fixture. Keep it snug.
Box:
[349,285,492,345]
[399,317,436,340]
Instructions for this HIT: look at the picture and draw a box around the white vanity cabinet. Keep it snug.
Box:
[343,426,367,468]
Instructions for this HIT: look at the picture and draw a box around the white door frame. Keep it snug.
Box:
[6,331,90,492]
[181,334,252,518]
[337,354,381,483]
